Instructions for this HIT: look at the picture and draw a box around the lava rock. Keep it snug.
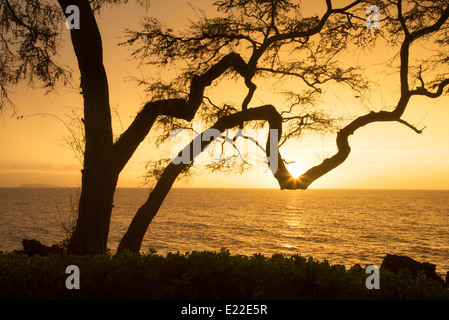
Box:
[381,254,445,286]
[18,239,63,257]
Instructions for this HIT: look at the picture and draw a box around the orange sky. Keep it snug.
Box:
[1,1,449,189]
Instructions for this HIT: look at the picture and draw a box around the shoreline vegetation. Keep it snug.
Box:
[0,239,448,300]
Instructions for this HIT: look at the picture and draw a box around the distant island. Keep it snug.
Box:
[19,183,60,188]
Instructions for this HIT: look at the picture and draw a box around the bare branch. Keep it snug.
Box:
[296,110,401,189]
[397,0,410,37]
[410,78,449,98]
[397,118,425,134]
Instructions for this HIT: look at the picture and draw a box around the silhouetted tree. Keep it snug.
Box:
[118,0,449,253]
[116,0,369,252]
[2,0,449,255]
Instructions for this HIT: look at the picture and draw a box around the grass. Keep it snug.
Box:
[0,248,448,300]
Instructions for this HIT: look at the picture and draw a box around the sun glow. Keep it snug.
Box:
[286,162,305,179]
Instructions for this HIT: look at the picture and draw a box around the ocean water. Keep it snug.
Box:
[0,187,448,276]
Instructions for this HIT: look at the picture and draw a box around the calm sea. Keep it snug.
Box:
[0,187,448,276]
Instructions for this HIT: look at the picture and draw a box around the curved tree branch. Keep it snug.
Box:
[112,0,365,175]
[294,110,406,189]
[111,52,253,173]
[290,1,449,190]
[410,78,449,98]
[117,104,285,253]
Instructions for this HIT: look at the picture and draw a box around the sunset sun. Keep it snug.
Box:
[286,162,305,179]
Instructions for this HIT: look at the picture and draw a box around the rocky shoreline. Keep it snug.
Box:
[13,238,449,288]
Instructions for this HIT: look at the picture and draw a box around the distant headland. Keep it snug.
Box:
[19,183,60,188]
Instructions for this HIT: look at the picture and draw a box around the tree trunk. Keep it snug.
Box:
[117,161,183,253]
[69,170,118,255]
[58,0,115,255]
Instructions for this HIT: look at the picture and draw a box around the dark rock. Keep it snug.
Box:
[19,239,63,257]
[381,254,445,286]
[349,264,363,273]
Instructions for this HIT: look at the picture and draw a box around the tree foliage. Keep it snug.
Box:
[0,0,150,110]
[0,0,67,110]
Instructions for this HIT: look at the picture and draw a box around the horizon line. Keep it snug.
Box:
[1,185,449,191]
